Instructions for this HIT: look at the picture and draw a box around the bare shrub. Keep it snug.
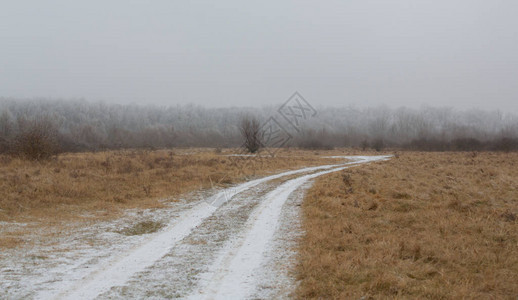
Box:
[372,138,385,151]
[13,118,60,160]
[361,140,369,151]
[240,116,262,153]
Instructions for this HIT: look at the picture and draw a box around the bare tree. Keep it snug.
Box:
[240,116,262,153]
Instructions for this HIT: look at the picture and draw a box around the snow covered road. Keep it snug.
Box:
[1,155,390,299]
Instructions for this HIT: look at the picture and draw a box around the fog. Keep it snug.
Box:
[1,99,517,154]
[1,1,517,112]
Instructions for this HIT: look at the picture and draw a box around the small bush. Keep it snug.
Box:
[361,140,369,151]
[13,118,60,160]
[372,138,385,151]
[240,116,262,153]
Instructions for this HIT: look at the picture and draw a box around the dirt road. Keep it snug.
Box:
[1,155,390,299]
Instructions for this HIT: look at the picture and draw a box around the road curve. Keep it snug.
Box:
[33,155,390,300]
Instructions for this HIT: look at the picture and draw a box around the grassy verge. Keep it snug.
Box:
[297,152,518,299]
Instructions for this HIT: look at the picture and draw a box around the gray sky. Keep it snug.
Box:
[1,0,517,112]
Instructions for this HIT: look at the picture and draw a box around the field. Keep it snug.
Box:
[1,149,517,298]
[0,148,349,249]
[297,152,518,299]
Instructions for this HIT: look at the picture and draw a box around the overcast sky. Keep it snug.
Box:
[1,1,517,111]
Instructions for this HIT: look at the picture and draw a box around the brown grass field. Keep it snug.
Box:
[0,148,351,249]
[297,152,518,299]
[2,149,517,298]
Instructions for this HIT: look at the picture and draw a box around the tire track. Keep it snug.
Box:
[35,156,390,299]
[186,157,389,299]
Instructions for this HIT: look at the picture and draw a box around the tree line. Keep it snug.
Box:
[1,98,517,159]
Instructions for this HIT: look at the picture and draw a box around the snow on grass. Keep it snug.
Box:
[1,156,390,299]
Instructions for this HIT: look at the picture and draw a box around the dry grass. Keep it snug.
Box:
[297,152,518,299]
[0,148,335,222]
[0,236,25,249]
[117,220,165,236]
[0,147,352,249]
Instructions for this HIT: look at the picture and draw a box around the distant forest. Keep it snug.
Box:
[1,98,517,158]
